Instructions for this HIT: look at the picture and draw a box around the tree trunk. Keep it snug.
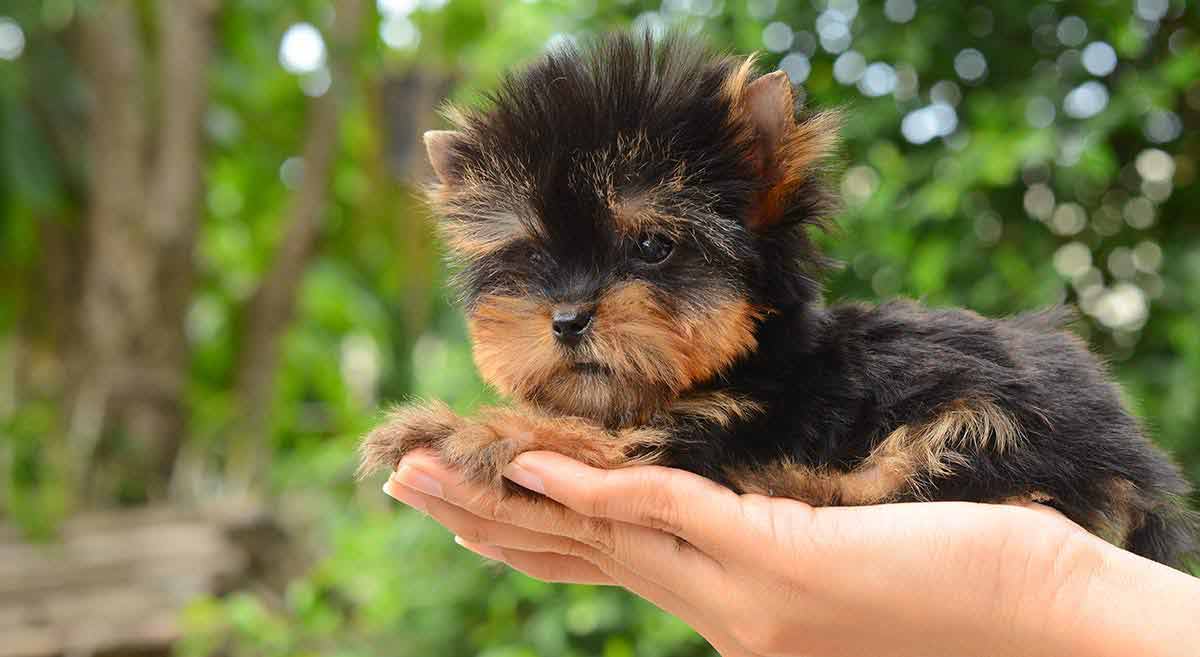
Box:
[73,1,219,501]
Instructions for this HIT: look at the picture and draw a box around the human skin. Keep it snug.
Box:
[382,449,1200,657]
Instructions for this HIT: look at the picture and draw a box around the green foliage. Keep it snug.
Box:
[1,0,1198,652]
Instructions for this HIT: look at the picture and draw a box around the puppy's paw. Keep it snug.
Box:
[438,417,546,496]
[357,401,465,478]
[357,403,540,496]
[360,404,655,497]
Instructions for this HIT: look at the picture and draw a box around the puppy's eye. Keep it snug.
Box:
[635,233,674,264]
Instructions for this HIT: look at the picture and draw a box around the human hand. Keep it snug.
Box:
[383,450,1197,657]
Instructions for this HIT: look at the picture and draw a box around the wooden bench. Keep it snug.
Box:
[0,502,273,657]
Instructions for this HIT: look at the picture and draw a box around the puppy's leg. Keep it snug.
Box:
[438,408,669,494]
[359,403,668,494]
[726,398,1024,506]
[357,401,466,477]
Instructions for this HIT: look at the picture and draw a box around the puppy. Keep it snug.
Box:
[360,33,1196,567]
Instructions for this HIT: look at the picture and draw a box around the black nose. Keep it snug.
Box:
[552,306,594,345]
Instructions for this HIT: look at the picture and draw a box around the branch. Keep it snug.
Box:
[228,0,366,486]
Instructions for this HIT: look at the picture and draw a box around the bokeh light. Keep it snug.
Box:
[0,16,24,60]
[1143,111,1182,143]
[381,15,421,50]
[1134,0,1170,22]
[778,52,812,84]
[817,9,852,53]
[833,50,865,85]
[1063,81,1109,119]
[1056,16,1087,47]
[1026,96,1056,128]
[762,21,794,52]
[901,103,957,145]
[747,0,778,21]
[377,0,418,15]
[953,48,987,83]
[279,23,327,74]
[884,0,916,24]
[1081,41,1118,76]
[859,62,896,97]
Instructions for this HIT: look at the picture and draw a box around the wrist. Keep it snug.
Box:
[1029,530,1200,657]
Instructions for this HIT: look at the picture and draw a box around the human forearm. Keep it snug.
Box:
[1043,532,1200,657]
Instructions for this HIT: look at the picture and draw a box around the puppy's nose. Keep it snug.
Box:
[551,306,594,345]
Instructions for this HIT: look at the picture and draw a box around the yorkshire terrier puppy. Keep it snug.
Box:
[360,33,1196,567]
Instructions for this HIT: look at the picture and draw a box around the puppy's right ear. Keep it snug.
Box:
[423,130,464,185]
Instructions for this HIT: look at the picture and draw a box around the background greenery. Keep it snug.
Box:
[1,0,1197,655]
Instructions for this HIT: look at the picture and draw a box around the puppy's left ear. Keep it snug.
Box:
[745,71,794,160]
[741,71,839,231]
[424,130,465,185]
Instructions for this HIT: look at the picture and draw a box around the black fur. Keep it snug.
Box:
[381,32,1198,569]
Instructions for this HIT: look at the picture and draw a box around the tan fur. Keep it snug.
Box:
[726,398,1024,505]
[609,192,657,235]
[609,190,689,237]
[594,283,754,389]
[720,55,840,231]
[726,462,846,506]
[1092,478,1145,546]
[469,282,761,425]
[591,135,695,238]
[357,401,668,485]
[751,110,840,229]
[725,460,910,506]
[719,54,759,108]
[666,391,764,428]
[438,212,529,257]
[859,398,1023,499]
[1000,490,1055,505]
[469,294,564,399]
[424,134,539,258]
[358,400,464,477]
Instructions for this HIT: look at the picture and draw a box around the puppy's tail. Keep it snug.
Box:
[1126,502,1200,571]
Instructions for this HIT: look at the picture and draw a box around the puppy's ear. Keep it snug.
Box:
[424,130,464,185]
[740,71,839,231]
[745,71,794,159]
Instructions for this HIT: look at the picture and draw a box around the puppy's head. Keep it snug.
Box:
[422,33,839,425]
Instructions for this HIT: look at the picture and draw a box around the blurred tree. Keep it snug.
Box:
[72,1,220,500]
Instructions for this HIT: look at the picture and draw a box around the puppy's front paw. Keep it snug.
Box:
[361,404,651,496]
[357,401,465,477]
[436,418,539,495]
[357,403,538,495]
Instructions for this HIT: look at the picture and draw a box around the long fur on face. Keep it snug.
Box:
[469,283,762,425]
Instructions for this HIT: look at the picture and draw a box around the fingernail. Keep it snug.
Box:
[393,464,444,499]
[454,535,506,561]
[383,479,428,513]
[502,461,545,495]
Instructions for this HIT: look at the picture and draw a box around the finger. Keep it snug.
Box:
[396,452,731,607]
[502,451,745,558]
[460,540,760,657]
[385,475,580,555]
[454,537,615,585]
